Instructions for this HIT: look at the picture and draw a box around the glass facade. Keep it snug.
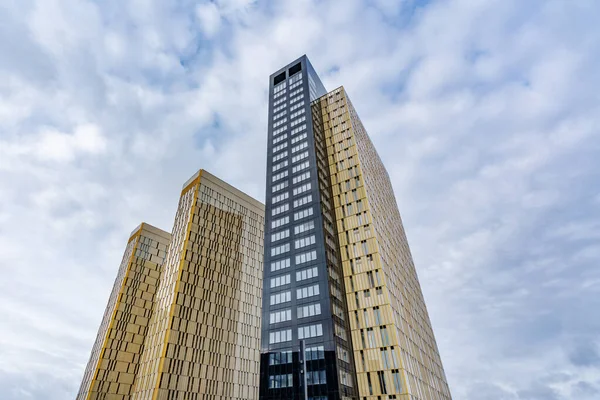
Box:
[260,56,357,400]
[261,56,452,400]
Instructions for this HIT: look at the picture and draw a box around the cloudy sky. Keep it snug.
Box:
[1,0,599,399]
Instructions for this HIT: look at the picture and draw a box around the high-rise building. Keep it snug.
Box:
[77,170,265,400]
[77,223,171,400]
[260,56,452,400]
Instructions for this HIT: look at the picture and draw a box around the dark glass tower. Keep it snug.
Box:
[260,56,357,399]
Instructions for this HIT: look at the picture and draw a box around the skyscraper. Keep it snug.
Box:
[77,223,171,400]
[77,170,265,400]
[260,56,452,400]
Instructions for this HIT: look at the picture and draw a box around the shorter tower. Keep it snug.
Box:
[76,223,171,400]
[77,170,265,400]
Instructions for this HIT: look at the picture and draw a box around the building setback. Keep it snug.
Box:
[260,56,452,400]
[77,170,265,400]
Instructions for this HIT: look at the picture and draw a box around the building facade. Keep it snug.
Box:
[77,170,265,400]
[76,223,171,400]
[260,56,452,400]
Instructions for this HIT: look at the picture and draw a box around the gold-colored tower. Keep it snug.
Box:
[76,223,171,400]
[77,170,265,400]
[314,87,452,400]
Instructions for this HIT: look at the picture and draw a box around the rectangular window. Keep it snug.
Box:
[292,161,309,174]
[269,291,291,306]
[273,117,287,128]
[291,141,308,153]
[270,274,291,288]
[292,171,310,184]
[297,302,321,318]
[268,373,293,388]
[271,258,290,272]
[269,309,291,324]
[273,142,288,153]
[295,235,316,249]
[269,329,292,344]
[291,124,306,136]
[291,132,307,144]
[271,229,290,242]
[272,192,289,204]
[271,216,289,229]
[272,181,288,193]
[392,370,403,392]
[298,323,323,339]
[290,100,305,111]
[272,170,288,182]
[293,183,311,195]
[295,250,317,265]
[291,115,306,127]
[293,194,312,208]
[292,151,309,163]
[294,207,313,221]
[269,351,292,365]
[294,220,315,235]
[271,203,289,216]
[296,266,318,281]
[297,284,320,300]
[271,243,290,256]
[272,160,288,172]
[272,151,288,162]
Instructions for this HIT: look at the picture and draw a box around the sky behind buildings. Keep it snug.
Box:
[0,0,599,399]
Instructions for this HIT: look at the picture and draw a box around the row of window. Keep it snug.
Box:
[289,79,302,90]
[273,151,287,162]
[271,243,289,256]
[272,192,289,204]
[270,291,291,305]
[269,283,320,306]
[271,229,289,242]
[273,133,287,144]
[290,100,304,111]
[292,171,310,184]
[272,160,288,172]
[294,207,313,220]
[270,301,322,324]
[270,274,291,288]
[297,284,320,299]
[296,266,318,281]
[273,125,286,136]
[297,302,321,318]
[293,194,312,207]
[273,117,287,128]
[270,308,292,324]
[271,203,289,215]
[272,171,287,182]
[292,150,309,163]
[298,323,323,339]
[292,161,309,174]
[291,132,307,144]
[268,373,292,388]
[295,235,315,249]
[291,141,308,153]
[273,142,287,154]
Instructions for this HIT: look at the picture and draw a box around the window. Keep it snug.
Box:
[268,373,293,388]
[293,194,312,208]
[292,171,310,184]
[295,235,316,249]
[271,258,290,272]
[298,323,323,339]
[271,203,289,216]
[367,328,376,347]
[290,100,305,111]
[273,110,286,120]
[306,370,327,385]
[292,141,308,153]
[269,351,292,365]
[392,370,403,392]
[272,192,289,204]
[294,220,315,234]
[296,266,318,281]
[269,308,291,324]
[271,229,290,242]
[296,250,317,265]
[270,274,291,288]
[273,117,287,128]
[381,348,390,369]
[380,326,390,346]
[291,124,306,135]
[291,115,306,126]
[271,216,289,229]
[273,125,287,136]
[293,183,311,196]
[271,243,290,256]
[305,346,325,360]
[374,307,382,325]
[272,170,288,182]
[291,132,307,144]
[294,207,313,221]
[289,94,303,104]
[297,302,321,318]
[272,151,288,162]
[270,291,291,305]
[273,142,287,153]
[378,371,388,394]
[272,160,288,172]
[297,284,320,299]
[292,161,309,174]
[292,151,309,163]
[272,181,288,193]
[340,370,353,388]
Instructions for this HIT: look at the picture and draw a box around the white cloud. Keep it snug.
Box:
[0,0,599,399]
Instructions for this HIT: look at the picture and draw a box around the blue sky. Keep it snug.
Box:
[0,0,599,399]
